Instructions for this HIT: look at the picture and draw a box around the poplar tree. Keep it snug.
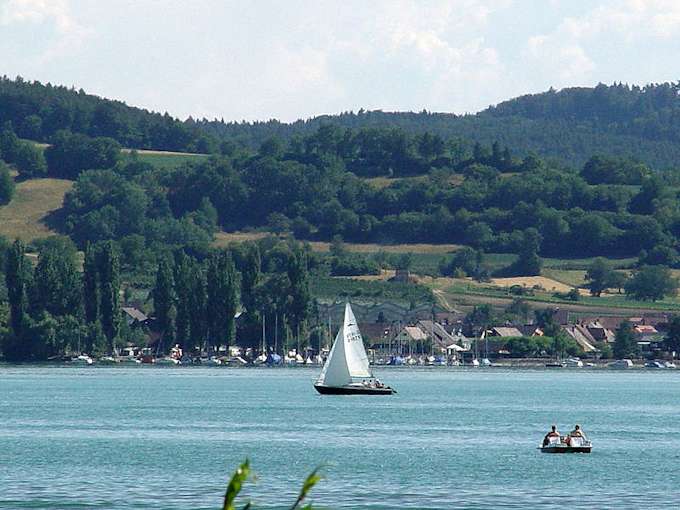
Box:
[83,244,100,324]
[188,261,208,351]
[153,258,176,349]
[287,247,311,337]
[207,251,240,353]
[32,241,81,317]
[4,240,31,356]
[241,243,261,315]
[97,241,120,348]
[173,252,193,352]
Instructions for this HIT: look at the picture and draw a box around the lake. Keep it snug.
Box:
[2,366,680,509]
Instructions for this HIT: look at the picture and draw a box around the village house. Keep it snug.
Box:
[489,326,524,338]
[417,320,458,351]
[121,306,149,327]
[584,320,616,343]
[561,324,598,353]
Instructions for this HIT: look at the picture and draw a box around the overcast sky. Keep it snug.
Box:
[1,0,680,122]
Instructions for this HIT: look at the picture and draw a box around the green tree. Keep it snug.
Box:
[664,315,680,356]
[83,244,100,324]
[625,265,679,301]
[207,251,240,352]
[505,298,530,323]
[31,239,81,317]
[585,257,614,297]
[241,243,261,315]
[45,130,121,179]
[97,241,120,348]
[14,142,47,178]
[0,161,14,205]
[3,240,32,359]
[287,247,311,338]
[153,258,176,349]
[506,228,542,276]
[607,271,628,294]
[613,321,638,359]
[188,261,208,350]
[173,252,193,351]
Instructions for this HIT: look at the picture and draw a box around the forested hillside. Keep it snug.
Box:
[3,77,680,167]
[4,120,677,266]
[0,76,216,153]
[200,82,680,168]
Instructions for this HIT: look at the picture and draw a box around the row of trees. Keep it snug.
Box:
[2,238,119,360]
[0,235,314,360]
[149,240,313,356]
[585,258,679,301]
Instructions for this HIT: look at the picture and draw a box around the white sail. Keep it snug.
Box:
[343,302,372,379]
[317,303,372,387]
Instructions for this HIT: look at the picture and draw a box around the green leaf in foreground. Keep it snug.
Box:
[290,466,324,510]
[223,459,251,510]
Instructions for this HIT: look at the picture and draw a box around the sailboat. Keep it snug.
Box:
[314,303,395,395]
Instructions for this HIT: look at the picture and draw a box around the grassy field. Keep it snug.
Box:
[123,150,209,169]
[0,178,72,241]
[310,276,432,304]
[32,140,209,170]
[542,269,587,287]
[435,277,680,313]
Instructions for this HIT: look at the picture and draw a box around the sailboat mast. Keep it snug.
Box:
[261,311,266,354]
[274,312,278,355]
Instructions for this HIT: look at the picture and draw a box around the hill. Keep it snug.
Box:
[4,77,680,167]
[198,82,680,168]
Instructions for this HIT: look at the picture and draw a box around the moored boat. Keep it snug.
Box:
[609,359,634,369]
[155,356,180,366]
[314,303,395,395]
[70,354,94,365]
[117,356,141,365]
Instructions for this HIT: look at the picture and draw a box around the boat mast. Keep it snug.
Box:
[274,312,278,355]
[261,311,266,354]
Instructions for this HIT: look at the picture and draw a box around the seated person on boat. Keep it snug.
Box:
[542,425,561,446]
[566,424,587,445]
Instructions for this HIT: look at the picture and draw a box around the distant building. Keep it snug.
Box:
[584,320,616,343]
[418,320,457,351]
[489,326,523,338]
[561,324,598,353]
[121,307,148,326]
[395,325,429,343]
[518,325,544,337]
[358,322,393,344]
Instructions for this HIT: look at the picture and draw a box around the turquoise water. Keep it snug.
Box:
[2,366,680,509]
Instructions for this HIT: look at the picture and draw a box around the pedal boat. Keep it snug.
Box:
[540,435,592,453]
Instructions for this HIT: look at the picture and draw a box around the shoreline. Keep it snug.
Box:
[0,360,671,370]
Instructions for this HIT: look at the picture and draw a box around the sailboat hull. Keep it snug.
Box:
[314,384,395,395]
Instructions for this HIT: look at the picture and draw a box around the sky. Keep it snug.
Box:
[1,0,680,122]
